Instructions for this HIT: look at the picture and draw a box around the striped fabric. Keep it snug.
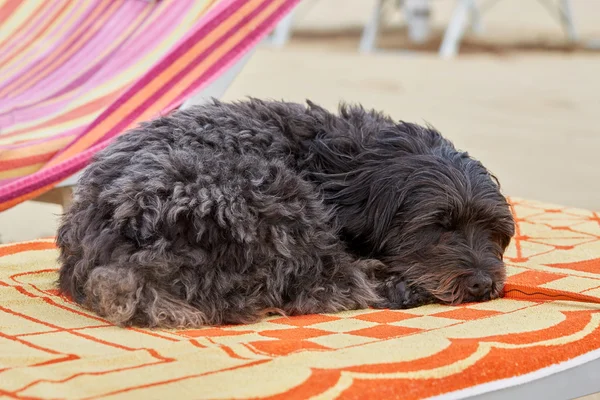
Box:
[0,0,299,211]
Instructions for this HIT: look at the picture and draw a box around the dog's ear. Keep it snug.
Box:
[306,130,414,254]
[330,164,406,254]
[310,160,408,256]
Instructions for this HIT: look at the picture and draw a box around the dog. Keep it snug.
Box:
[57,99,515,328]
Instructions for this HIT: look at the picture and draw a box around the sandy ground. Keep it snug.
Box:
[223,48,600,210]
[1,0,599,245]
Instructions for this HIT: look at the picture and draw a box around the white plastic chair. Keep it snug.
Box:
[440,0,578,58]
[359,0,578,57]
[360,0,434,53]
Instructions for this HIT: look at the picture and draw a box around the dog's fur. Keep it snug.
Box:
[57,99,515,328]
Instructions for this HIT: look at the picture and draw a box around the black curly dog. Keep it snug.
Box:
[57,99,515,328]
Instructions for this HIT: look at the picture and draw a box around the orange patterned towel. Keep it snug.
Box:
[1,198,599,399]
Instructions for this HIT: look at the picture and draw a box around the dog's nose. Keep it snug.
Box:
[466,272,493,299]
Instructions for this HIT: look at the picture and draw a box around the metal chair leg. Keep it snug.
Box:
[269,10,296,47]
[559,0,577,42]
[470,1,484,35]
[404,0,432,43]
[439,0,475,58]
[359,0,385,53]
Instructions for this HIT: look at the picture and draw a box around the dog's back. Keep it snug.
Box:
[57,99,383,327]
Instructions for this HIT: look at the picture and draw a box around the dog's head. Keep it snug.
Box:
[309,112,515,305]
[373,151,515,305]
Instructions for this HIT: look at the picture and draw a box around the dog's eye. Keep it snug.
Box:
[490,245,504,261]
[491,232,511,250]
[495,250,504,261]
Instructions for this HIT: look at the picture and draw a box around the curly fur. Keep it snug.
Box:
[57,98,515,328]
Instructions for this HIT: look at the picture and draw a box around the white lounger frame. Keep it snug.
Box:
[33,50,255,210]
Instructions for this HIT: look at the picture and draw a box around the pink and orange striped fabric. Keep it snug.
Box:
[0,0,299,211]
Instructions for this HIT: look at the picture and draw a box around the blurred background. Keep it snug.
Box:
[1,0,599,244]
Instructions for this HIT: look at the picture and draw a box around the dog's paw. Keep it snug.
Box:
[373,276,435,309]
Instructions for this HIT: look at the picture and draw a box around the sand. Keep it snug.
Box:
[223,48,600,211]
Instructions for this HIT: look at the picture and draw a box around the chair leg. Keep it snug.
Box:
[359,0,385,53]
[470,1,484,35]
[404,0,431,43]
[269,10,295,47]
[559,0,577,42]
[439,0,475,58]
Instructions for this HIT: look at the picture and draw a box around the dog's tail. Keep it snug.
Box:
[82,265,206,328]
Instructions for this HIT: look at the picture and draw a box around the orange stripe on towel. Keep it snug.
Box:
[503,282,600,305]
[0,241,56,257]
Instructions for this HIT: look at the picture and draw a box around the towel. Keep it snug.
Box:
[1,197,599,399]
